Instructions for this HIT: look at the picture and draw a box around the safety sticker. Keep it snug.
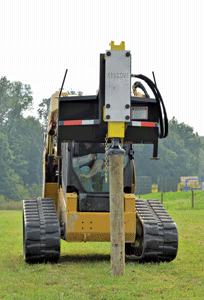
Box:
[131,107,148,120]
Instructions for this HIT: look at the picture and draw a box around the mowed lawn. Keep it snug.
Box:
[0,192,203,300]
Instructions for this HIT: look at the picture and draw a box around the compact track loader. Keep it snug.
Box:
[23,42,178,263]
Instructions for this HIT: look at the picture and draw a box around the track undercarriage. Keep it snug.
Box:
[125,198,178,262]
[23,197,178,263]
[23,198,60,263]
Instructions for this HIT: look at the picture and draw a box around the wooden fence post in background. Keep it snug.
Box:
[161,192,163,205]
[192,190,194,208]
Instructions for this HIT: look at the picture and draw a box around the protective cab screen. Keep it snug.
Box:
[73,143,128,192]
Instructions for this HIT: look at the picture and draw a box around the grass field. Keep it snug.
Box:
[0,191,204,299]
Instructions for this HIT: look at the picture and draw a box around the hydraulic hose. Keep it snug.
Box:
[132,81,150,98]
[131,74,168,138]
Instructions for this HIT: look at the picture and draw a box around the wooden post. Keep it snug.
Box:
[108,138,125,276]
[192,190,194,208]
[161,192,163,205]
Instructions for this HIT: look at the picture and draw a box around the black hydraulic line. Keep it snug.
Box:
[152,71,157,87]
[132,81,150,98]
[57,69,68,157]
[131,74,168,138]
[138,74,164,138]
[150,75,168,138]
[59,69,68,98]
[132,74,163,137]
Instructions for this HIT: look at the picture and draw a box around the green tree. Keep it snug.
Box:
[0,77,11,124]
[134,117,202,183]
[0,76,33,131]
[68,89,83,96]
[168,117,201,173]
[0,132,20,200]
[37,90,83,130]
[37,98,51,130]
[0,76,44,200]
[8,116,44,186]
[198,137,204,181]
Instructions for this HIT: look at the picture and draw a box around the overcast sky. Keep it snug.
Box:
[0,0,203,135]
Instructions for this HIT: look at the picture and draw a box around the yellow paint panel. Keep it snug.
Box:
[124,194,136,212]
[109,41,125,50]
[66,193,77,212]
[44,182,58,212]
[108,122,125,138]
[50,91,68,114]
[66,212,136,243]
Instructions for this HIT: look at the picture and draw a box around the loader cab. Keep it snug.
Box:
[61,142,135,212]
[72,142,109,193]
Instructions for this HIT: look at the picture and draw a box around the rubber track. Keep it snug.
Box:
[126,199,178,262]
[23,198,60,263]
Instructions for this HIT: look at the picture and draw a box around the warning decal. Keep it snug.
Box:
[131,107,148,120]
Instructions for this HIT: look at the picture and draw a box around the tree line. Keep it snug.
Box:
[133,118,204,184]
[0,76,203,202]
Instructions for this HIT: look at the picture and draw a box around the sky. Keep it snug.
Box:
[0,0,203,135]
